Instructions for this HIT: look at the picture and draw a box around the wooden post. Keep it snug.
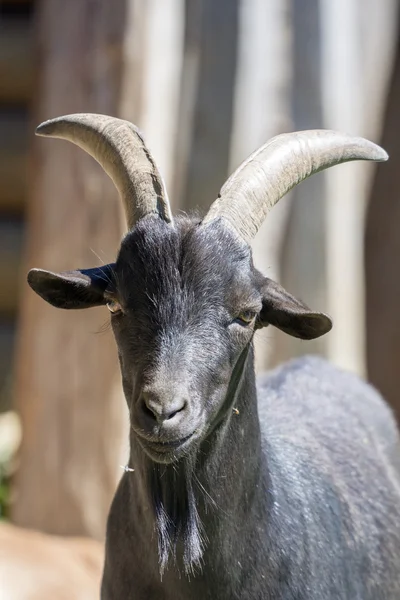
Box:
[226,0,292,372]
[365,19,400,418]
[120,0,185,200]
[276,1,397,371]
[360,0,398,144]
[320,0,369,376]
[174,0,240,211]
[13,0,132,539]
[277,0,327,367]
[321,0,397,376]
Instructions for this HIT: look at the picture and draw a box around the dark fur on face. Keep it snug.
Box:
[28,215,354,591]
[112,218,260,573]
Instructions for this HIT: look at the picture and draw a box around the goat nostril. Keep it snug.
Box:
[142,401,157,421]
[141,394,187,424]
[166,402,186,421]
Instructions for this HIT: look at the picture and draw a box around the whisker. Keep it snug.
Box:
[89,247,107,264]
[93,319,112,335]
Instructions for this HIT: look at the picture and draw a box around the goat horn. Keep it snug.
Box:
[202,130,388,244]
[36,113,173,229]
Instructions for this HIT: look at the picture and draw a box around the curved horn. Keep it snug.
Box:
[202,130,388,244]
[36,113,173,229]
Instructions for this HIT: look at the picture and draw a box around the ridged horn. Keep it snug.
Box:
[202,130,388,244]
[36,113,173,230]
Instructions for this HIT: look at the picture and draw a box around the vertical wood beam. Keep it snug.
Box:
[365,18,400,418]
[13,0,132,539]
[229,0,292,371]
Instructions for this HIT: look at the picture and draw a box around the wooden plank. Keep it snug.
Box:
[0,221,23,317]
[365,23,400,419]
[320,0,367,375]
[277,0,327,366]
[171,0,203,204]
[0,19,34,104]
[0,112,28,214]
[179,0,240,212]
[13,0,132,540]
[229,0,292,372]
[119,0,184,204]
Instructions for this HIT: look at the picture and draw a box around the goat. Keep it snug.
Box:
[27,114,400,599]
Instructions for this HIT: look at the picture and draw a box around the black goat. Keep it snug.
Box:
[28,114,400,599]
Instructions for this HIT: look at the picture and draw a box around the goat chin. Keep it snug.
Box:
[135,432,200,465]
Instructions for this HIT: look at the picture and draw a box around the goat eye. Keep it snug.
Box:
[235,311,257,326]
[107,300,122,315]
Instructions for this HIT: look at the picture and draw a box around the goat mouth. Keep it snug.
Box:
[138,432,195,462]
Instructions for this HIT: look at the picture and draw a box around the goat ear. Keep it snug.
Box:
[27,264,116,309]
[259,278,332,340]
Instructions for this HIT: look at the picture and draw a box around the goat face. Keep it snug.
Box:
[112,217,262,463]
[28,216,331,464]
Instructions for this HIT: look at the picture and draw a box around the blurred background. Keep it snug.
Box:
[0,0,399,597]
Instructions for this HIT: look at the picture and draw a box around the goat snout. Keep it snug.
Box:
[140,391,188,427]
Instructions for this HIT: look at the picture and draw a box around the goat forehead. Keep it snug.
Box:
[116,218,255,309]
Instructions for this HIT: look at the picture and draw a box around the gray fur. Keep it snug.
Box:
[28,217,400,599]
[100,355,400,599]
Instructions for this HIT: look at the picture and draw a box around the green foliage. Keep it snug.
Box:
[0,463,10,519]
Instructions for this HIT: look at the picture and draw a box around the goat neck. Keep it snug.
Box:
[124,341,267,582]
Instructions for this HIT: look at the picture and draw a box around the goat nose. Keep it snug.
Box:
[141,392,187,424]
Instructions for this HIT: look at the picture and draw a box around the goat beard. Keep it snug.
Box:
[148,450,206,577]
